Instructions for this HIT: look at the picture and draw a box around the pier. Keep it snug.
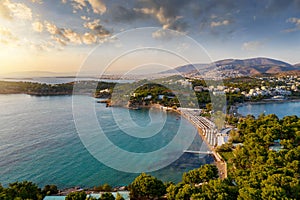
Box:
[183,150,213,155]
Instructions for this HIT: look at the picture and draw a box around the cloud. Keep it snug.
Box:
[0,0,12,20]
[83,19,110,37]
[72,0,86,10]
[152,29,184,39]
[0,0,32,20]
[82,32,97,44]
[134,7,187,32]
[81,15,90,21]
[7,1,32,20]
[84,19,101,30]
[87,0,106,14]
[51,36,67,46]
[73,0,86,6]
[62,29,82,44]
[242,41,263,51]
[44,19,110,46]
[32,21,44,32]
[0,27,13,36]
[45,21,62,35]
[109,0,192,32]
[110,5,146,22]
[284,17,300,32]
[45,21,82,44]
[70,0,106,14]
[287,17,300,25]
[29,41,54,52]
[263,0,296,14]
[107,0,239,33]
[30,0,43,4]
[210,20,230,27]
[0,26,18,44]
[109,1,255,36]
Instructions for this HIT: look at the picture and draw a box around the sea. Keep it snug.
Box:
[0,94,212,189]
[0,77,135,84]
[238,101,300,118]
[1,78,298,189]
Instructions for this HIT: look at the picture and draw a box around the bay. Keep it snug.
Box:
[238,101,300,118]
[0,94,212,188]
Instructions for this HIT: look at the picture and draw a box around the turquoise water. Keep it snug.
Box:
[238,101,300,118]
[0,94,211,188]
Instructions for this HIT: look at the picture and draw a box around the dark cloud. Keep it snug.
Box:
[136,0,190,18]
[107,0,239,33]
[195,0,236,15]
[165,19,188,33]
[262,0,298,13]
[110,5,146,22]
[93,25,110,37]
[108,0,194,32]
[83,19,110,37]
[135,0,192,32]
[106,0,299,37]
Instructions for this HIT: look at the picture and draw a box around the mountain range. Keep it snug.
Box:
[162,57,299,77]
[1,58,299,80]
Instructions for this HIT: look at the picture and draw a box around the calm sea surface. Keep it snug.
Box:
[238,101,300,118]
[0,94,211,188]
[0,77,134,84]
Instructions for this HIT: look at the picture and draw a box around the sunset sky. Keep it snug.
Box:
[0,0,300,75]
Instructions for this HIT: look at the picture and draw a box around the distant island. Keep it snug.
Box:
[0,81,115,97]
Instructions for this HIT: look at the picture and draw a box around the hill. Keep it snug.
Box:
[160,64,209,74]
[294,63,300,68]
[161,57,299,78]
[214,57,296,75]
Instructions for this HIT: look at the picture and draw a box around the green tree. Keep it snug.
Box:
[261,174,300,199]
[206,103,212,112]
[65,191,86,200]
[200,179,238,200]
[4,181,43,200]
[102,184,112,192]
[100,192,115,200]
[166,182,186,200]
[182,164,218,184]
[229,114,300,200]
[42,184,58,195]
[191,193,206,200]
[175,184,196,200]
[115,192,125,200]
[93,183,112,192]
[129,173,166,200]
[237,187,261,200]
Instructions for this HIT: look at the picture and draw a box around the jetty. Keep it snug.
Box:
[178,108,227,179]
[183,150,213,155]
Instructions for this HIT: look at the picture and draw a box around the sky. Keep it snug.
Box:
[0,0,300,75]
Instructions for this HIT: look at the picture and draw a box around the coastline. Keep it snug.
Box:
[108,103,228,179]
[173,108,227,179]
